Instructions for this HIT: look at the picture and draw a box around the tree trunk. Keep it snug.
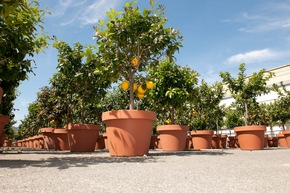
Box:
[244,102,249,126]
[129,71,135,110]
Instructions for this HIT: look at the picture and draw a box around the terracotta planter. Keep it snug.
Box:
[185,135,193,150]
[267,137,278,147]
[3,140,12,147]
[103,133,109,150]
[95,135,105,150]
[156,135,162,149]
[228,136,235,148]
[276,134,287,148]
[211,134,221,149]
[53,129,70,151]
[40,128,56,150]
[102,110,156,156]
[282,130,290,148]
[234,125,265,150]
[264,135,268,148]
[157,125,189,151]
[0,115,9,147]
[67,124,100,152]
[149,135,158,149]
[191,130,213,150]
[219,134,227,149]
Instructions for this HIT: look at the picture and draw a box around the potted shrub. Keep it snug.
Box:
[220,63,273,150]
[147,59,198,151]
[190,80,224,150]
[96,1,182,156]
[271,83,290,147]
[52,40,112,152]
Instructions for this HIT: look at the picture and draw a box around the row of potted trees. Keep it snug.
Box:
[3,1,290,156]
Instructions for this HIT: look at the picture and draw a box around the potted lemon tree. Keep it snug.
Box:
[147,59,198,151]
[220,63,273,150]
[95,1,182,156]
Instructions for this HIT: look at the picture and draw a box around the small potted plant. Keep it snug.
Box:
[95,1,182,156]
[220,63,273,150]
[148,59,198,151]
[190,80,224,150]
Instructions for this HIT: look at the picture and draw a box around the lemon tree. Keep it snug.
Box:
[94,0,182,110]
[148,59,198,124]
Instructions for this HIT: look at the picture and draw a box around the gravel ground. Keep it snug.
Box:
[0,148,290,193]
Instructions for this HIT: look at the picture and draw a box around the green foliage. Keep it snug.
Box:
[94,0,183,109]
[224,105,244,129]
[220,63,273,126]
[0,0,49,137]
[147,59,198,124]
[52,40,112,124]
[189,80,225,131]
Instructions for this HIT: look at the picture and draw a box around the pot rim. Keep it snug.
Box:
[102,110,156,121]
[157,125,189,131]
[234,125,266,133]
[190,130,213,135]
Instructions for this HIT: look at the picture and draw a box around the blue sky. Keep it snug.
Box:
[14,0,290,126]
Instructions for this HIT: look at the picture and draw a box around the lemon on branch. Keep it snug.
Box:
[137,93,145,99]
[131,57,139,68]
[133,83,138,91]
[121,80,129,90]
[137,85,146,94]
[146,81,154,89]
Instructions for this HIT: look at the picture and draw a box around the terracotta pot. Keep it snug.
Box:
[95,135,105,150]
[0,115,9,147]
[40,128,56,150]
[67,124,100,152]
[156,135,161,149]
[282,130,290,148]
[191,130,213,150]
[276,134,287,148]
[228,136,235,148]
[264,135,268,148]
[185,135,193,150]
[211,134,221,149]
[103,133,109,150]
[267,137,278,147]
[149,135,158,149]
[102,110,156,156]
[157,125,189,151]
[53,129,70,151]
[234,125,265,150]
[219,134,227,149]
[3,140,12,147]
[33,136,40,149]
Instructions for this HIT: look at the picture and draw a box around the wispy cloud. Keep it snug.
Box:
[48,0,122,27]
[226,49,281,64]
[224,1,290,33]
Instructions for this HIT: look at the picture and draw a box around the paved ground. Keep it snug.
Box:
[0,147,290,193]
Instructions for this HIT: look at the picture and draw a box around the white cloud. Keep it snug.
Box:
[226,49,281,64]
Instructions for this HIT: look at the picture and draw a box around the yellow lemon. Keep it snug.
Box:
[146,81,154,89]
[133,83,138,91]
[131,57,139,68]
[166,119,172,124]
[137,85,146,94]
[121,80,129,90]
[137,93,144,99]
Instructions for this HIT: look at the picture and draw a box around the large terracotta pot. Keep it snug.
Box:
[282,130,290,148]
[276,133,287,148]
[149,135,158,150]
[53,129,70,151]
[219,134,227,149]
[234,125,265,150]
[67,124,100,152]
[103,133,109,150]
[40,128,56,150]
[191,130,213,150]
[264,135,268,148]
[267,137,278,147]
[95,134,105,150]
[157,125,189,151]
[102,110,156,156]
[3,140,12,147]
[0,115,9,147]
[211,134,221,149]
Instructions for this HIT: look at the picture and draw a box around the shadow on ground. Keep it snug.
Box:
[0,148,232,170]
